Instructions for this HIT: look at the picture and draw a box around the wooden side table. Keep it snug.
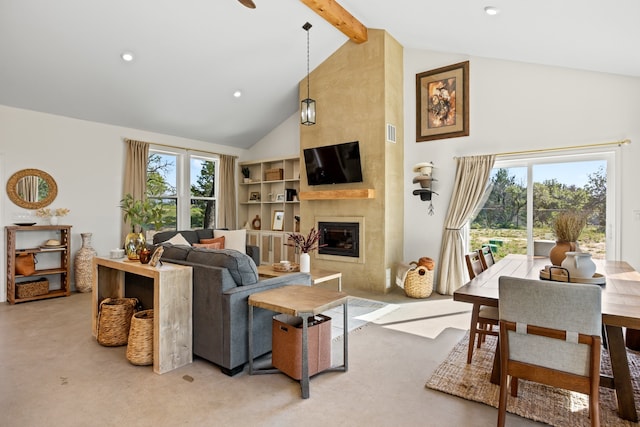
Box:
[257,265,343,291]
[248,285,349,398]
[92,256,193,374]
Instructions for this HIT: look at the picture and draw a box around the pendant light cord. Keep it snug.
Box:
[304,22,312,100]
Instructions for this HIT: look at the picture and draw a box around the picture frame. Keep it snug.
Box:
[149,246,164,267]
[275,193,285,202]
[249,191,261,202]
[272,210,284,231]
[416,61,469,142]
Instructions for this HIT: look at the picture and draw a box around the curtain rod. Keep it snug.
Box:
[124,138,238,158]
[494,138,630,158]
[453,138,631,159]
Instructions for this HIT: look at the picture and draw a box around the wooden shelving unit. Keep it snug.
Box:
[238,156,300,264]
[5,225,72,304]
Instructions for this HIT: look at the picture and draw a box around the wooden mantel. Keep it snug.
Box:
[299,189,375,200]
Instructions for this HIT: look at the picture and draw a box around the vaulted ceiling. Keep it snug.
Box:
[1,0,638,149]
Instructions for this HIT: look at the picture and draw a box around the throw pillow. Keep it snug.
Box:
[213,229,246,254]
[193,241,223,250]
[163,233,191,246]
[199,236,225,249]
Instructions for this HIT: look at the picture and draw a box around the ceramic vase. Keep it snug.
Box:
[561,251,596,279]
[300,252,311,273]
[125,232,146,260]
[549,241,578,266]
[49,216,59,225]
[74,233,97,293]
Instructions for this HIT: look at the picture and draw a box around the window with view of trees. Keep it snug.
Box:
[147,148,218,231]
[470,152,615,261]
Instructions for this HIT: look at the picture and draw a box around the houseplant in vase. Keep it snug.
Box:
[241,166,251,183]
[35,207,70,225]
[120,194,152,260]
[549,211,587,266]
[286,227,325,273]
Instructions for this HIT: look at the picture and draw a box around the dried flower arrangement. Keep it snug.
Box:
[286,227,326,254]
[553,211,587,242]
[35,207,70,218]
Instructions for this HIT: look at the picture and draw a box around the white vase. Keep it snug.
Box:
[49,216,59,225]
[561,251,596,279]
[300,253,311,273]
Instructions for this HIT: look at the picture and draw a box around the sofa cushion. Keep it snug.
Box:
[160,244,191,261]
[198,236,225,249]
[213,229,246,254]
[186,248,258,286]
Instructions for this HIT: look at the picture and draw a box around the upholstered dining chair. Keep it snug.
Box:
[478,245,495,270]
[497,276,602,427]
[465,252,499,363]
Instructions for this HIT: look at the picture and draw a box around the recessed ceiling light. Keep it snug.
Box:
[233,90,242,98]
[484,6,500,16]
[121,51,134,62]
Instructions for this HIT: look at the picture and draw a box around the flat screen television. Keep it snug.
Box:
[303,141,363,186]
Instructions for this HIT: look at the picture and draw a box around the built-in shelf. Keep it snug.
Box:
[299,189,375,200]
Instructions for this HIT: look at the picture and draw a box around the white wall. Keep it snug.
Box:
[402,50,640,279]
[0,105,246,302]
[240,114,301,162]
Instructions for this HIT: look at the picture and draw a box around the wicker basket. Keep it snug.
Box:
[404,264,434,298]
[97,298,138,347]
[16,278,49,299]
[126,309,154,366]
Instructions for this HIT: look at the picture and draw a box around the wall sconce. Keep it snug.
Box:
[301,22,316,126]
[412,162,437,215]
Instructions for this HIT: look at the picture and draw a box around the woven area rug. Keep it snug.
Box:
[426,332,640,426]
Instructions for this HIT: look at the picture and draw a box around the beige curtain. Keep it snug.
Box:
[437,155,495,295]
[18,176,39,202]
[122,139,149,241]
[217,154,237,229]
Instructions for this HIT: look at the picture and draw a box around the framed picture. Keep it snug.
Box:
[249,191,261,202]
[149,246,164,267]
[275,193,285,202]
[416,61,469,142]
[272,210,284,231]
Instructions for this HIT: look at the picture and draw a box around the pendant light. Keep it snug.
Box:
[301,22,316,126]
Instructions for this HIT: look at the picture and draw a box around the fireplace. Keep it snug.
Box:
[318,221,359,258]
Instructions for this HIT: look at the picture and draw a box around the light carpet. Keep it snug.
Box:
[426,332,640,427]
[322,296,400,340]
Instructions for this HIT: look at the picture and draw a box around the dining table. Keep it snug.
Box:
[453,254,640,422]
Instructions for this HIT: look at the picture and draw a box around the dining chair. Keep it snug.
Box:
[478,245,495,270]
[465,252,498,363]
[497,276,602,427]
[465,252,485,279]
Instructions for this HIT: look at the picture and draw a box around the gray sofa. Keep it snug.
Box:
[153,230,311,376]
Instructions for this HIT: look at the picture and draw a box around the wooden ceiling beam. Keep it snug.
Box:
[299,0,368,44]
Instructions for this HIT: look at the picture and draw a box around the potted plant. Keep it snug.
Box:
[241,166,251,183]
[549,211,587,266]
[120,194,163,260]
[34,207,70,225]
[286,227,325,273]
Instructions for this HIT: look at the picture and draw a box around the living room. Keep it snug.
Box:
[2,1,640,425]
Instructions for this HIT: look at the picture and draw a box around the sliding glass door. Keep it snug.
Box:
[470,151,617,260]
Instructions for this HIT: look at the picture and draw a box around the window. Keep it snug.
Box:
[470,149,618,260]
[147,147,218,231]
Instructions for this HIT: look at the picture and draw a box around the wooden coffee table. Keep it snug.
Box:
[257,265,343,291]
[248,285,349,399]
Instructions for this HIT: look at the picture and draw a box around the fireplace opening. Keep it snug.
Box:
[318,222,359,258]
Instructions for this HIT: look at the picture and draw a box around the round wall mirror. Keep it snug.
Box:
[6,169,58,209]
